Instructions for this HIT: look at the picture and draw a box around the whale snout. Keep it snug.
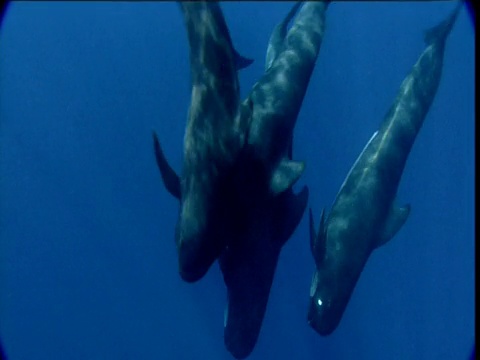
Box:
[307,299,338,336]
[178,254,211,283]
[175,206,227,283]
[307,285,346,336]
[176,227,221,283]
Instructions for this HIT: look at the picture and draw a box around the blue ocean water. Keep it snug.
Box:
[0,2,474,359]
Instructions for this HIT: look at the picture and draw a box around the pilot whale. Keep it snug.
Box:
[307,3,462,336]
[240,1,330,197]
[219,143,309,360]
[219,2,330,358]
[152,1,253,283]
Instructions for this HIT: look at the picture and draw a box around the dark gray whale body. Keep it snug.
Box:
[219,166,309,359]
[308,3,462,336]
[153,1,329,358]
[219,2,330,358]
[152,2,253,283]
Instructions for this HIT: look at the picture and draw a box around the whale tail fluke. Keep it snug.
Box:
[424,1,462,45]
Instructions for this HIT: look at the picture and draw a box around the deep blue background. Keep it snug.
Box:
[0,2,474,359]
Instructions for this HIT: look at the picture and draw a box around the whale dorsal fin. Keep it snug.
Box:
[309,208,326,266]
[265,1,303,71]
[269,159,305,195]
[152,131,181,200]
[376,203,411,248]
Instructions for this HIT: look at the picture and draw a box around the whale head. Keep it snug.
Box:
[307,267,352,336]
[175,167,232,282]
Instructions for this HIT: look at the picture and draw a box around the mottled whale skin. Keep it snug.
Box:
[243,1,330,197]
[264,1,302,72]
[152,1,253,283]
[219,2,330,358]
[308,3,462,336]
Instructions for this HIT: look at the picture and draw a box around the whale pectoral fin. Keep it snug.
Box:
[377,204,411,248]
[274,185,309,247]
[233,47,254,70]
[309,207,326,266]
[269,159,305,195]
[152,131,181,200]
